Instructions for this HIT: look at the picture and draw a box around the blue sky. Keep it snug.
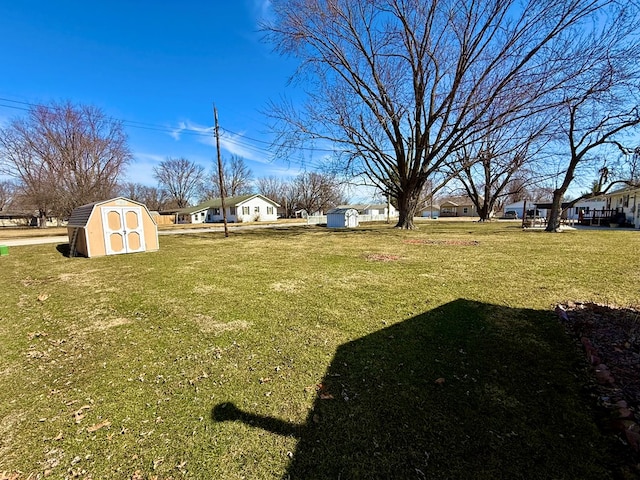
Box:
[0,1,330,190]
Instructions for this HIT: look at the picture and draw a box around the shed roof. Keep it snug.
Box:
[67,197,151,227]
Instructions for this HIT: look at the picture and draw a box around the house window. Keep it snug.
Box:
[213,208,220,215]
[254,206,260,213]
[463,207,468,214]
[267,206,273,215]
[242,206,250,215]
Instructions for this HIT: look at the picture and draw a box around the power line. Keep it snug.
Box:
[0,95,338,170]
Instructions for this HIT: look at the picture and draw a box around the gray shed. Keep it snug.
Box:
[326,208,359,228]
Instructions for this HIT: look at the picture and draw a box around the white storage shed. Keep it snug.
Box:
[326,208,359,228]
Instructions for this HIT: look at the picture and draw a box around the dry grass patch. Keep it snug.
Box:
[403,238,480,246]
[365,253,401,262]
[270,280,306,293]
[193,315,251,335]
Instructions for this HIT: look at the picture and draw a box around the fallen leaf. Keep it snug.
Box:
[87,420,111,433]
[73,405,91,423]
[319,393,334,400]
[435,377,445,385]
[37,293,49,302]
[54,432,63,441]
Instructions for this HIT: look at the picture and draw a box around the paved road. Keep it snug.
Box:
[0,221,307,247]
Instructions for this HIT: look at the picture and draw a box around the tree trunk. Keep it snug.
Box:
[38,210,48,228]
[545,189,565,232]
[478,204,490,222]
[395,192,419,229]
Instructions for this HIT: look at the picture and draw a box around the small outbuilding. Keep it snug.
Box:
[326,207,359,228]
[67,197,159,258]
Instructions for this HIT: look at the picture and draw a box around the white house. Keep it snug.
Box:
[605,186,640,228]
[421,206,440,218]
[505,200,554,219]
[564,196,607,221]
[502,200,526,219]
[337,203,398,219]
[177,195,280,224]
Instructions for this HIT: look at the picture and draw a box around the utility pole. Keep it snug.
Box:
[213,104,229,238]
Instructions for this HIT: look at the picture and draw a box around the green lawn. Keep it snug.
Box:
[0,222,638,479]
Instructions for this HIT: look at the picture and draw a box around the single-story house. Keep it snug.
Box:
[177,194,280,224]
[0,210,33,227]
[504,200,554,220]
[421,205,440,218]
[0,210,65,228]
[336,203,398,219]
[564,196,607,221]
[605,186,640,228]
[502,200,527,219]
[439,197,480,217]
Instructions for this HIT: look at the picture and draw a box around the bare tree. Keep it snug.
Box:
[202,155,254,200]
[0,179,17,211]
[119,182,169,211]
[264,0,609,229]
[293,171,346,215]
[153,157,204,208]
[451,112,551,221]
[256,175,295,216]
[544,9,640,231]
[0,101,131,226]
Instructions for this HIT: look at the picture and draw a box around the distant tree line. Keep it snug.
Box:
[146,155,347,217]
[0,102,347,226]
[0,101,131,226]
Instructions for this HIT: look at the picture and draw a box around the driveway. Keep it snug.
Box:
[0,221,307,247]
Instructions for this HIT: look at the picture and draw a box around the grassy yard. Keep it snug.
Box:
[0,222,639,479]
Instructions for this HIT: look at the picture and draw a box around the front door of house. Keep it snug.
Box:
[102,207,146,255]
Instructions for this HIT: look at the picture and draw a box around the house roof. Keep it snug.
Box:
[67,197,151,227]
[327,207,359,215]
[178,194,280,215]
[0,210,33,219]
[338,204,368,210]
[440,196,478,207]
[533,202,571,209]
[607,185,640,196]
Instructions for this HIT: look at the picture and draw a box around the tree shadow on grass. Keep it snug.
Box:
[212,299,621,479]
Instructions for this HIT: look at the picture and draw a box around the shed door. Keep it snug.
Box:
[346,210,358,227]
[102,207,146,255]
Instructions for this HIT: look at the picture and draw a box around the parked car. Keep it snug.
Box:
[501,210,519,219]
